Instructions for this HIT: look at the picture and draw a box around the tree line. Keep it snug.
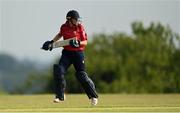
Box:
[1,21,179,94]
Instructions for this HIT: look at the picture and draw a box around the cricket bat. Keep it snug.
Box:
[51,37,76,49]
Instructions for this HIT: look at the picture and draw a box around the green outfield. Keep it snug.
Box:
[0,94,180,112]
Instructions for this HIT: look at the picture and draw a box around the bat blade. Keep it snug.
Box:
[52,37,76,48]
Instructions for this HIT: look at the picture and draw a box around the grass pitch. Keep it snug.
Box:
[0,94,180,112]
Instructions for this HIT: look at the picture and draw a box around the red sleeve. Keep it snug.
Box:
[59,24,64,36]
[79,24,87,41]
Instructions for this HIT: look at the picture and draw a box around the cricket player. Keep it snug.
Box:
[42,10,98,105]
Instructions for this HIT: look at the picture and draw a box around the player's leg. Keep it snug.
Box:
[73,51,98,104]
[53,50,72,102]
[75,71,98,99]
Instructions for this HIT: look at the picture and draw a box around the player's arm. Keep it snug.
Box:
[79,25,88,46]
[80,40,87,46]
[52,33,62,42]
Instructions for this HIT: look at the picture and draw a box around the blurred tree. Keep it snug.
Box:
[84,21,180,93]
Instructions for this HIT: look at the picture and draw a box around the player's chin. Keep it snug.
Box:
[73,22,79,26]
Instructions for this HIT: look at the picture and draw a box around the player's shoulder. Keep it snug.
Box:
[60,23,67,28]
[60,21,69,29]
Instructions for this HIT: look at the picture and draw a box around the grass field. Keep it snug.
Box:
[0,94,180,112]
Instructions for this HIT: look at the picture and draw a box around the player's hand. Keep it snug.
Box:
[69,39,80,48]
[42,40,54,51]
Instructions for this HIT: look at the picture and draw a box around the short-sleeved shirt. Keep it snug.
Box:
[59,21,87,51]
